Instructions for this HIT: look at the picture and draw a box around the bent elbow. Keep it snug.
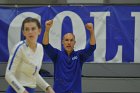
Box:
[5,71,13,82]
[5,72,9,81]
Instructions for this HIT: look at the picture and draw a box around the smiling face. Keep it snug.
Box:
[62,33,76,55]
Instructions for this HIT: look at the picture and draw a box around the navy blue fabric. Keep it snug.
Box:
[6,86,35,93]
[43,43,96,93]
[0,6,137,62]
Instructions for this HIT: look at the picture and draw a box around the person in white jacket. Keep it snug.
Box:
[5,17,55,93]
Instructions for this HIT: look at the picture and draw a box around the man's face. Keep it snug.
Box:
[62,33,76,54]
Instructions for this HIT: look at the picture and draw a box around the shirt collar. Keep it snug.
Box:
[63,50,75,57]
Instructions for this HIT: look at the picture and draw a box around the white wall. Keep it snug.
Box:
[0,0,66,4]
[0,0,140,4]
[67,0,104,3]
[106,0,140,4]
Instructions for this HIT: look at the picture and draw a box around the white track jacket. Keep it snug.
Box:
[5,40,50,93]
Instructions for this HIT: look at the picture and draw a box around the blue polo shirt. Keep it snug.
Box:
[43,44,96,93]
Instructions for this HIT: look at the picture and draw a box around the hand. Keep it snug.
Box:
[86,23,96,45]
[45,20,53,31]
[85,23,94,32]
[46,86,55,93]
[23,90,28,93]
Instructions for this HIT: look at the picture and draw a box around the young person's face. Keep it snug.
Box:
[62,33,76,54]
[23,22,41,43]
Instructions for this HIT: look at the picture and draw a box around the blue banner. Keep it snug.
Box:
[0,5,140,63]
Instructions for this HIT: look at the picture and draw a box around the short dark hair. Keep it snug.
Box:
[63,33,75,40]
[21,17,41,31]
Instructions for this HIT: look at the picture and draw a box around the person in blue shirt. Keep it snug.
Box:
[42,20,96,93]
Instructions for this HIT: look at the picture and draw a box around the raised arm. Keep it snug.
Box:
[42,20,53,45]
[85,23,96,45]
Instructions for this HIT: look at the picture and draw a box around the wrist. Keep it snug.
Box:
[90,30,94,34]
[46,86,51,91]
[45,28,50,31]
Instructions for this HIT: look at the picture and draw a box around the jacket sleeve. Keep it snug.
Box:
[36,73,50,92]
[42,43,59,62]
[5,45,25,93]
[79,44,96,62]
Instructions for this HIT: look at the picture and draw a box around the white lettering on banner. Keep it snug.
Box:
[90,12,110,63]
[131,12,140,63]
[7,10,140,63]
[107,46,122,63]
[50,11,86,51]
[8,12,41,53]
